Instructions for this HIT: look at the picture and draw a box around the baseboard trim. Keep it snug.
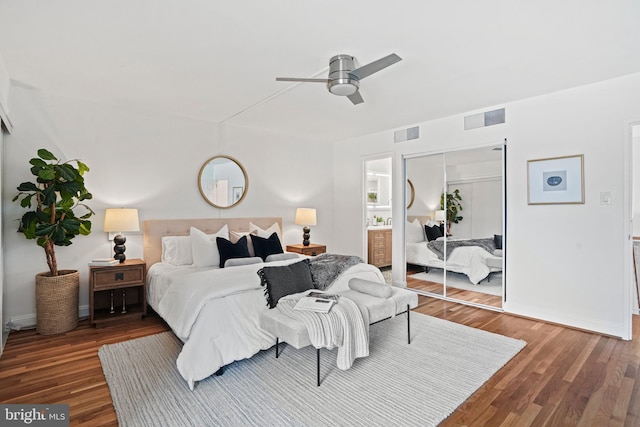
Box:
[6,305,90,331]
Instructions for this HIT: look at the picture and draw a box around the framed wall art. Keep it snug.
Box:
[527,154,584,205]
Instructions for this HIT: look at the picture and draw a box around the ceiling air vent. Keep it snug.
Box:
[394,126,420,143]
[464,108,505,130]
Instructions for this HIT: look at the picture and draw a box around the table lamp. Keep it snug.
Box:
[104,208,140,263]
[295,208,317,247]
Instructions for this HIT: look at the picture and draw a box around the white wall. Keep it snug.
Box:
[449,179,502,239]
[632,126,640,236]
[0,51,10,128]
[333,73,640,338]
[0,122,5,351]
[3,83,334,329]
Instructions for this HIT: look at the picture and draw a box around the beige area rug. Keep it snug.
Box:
[99,312,525,427]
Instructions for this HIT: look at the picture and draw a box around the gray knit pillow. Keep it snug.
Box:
[258,259,313,308]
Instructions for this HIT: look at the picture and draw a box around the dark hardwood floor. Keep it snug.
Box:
[1,280,639,426]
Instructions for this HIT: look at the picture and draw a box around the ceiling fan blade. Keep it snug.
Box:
[349,53,402,80]
[347,91,364,105]
[275,77,329,83]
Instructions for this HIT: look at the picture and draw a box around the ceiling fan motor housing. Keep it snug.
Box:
[327,54,359,96]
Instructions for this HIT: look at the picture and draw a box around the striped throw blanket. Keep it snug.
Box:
[277,293,369,370]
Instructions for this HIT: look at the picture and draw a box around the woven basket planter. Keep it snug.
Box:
[35,270,79,335]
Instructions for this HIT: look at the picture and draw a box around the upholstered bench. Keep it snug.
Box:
[259,281,419,386]
[485,255,503,282]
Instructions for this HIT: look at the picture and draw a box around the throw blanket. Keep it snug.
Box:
[310,254,363,290]
[427,238,496,261]
[277,292,369,370]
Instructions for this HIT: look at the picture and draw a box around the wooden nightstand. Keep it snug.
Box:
[286,244,327,256]
[89,258,147,327]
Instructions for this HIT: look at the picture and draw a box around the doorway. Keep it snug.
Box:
[365,157,393,277]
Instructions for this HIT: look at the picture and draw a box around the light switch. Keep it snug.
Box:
[600,191,612,205]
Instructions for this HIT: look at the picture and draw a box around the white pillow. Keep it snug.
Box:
[161,235,193,265]
[190,225,229,268]
[249,222,282,239]
[406,219,425,243]
[224,257,263,268]
[265,253,300,263]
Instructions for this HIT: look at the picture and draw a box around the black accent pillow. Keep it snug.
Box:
[494,234,503,250]
[424,224,443,242]
[257,259,313,308]
[216,236,251,268]
[252,232,284,261]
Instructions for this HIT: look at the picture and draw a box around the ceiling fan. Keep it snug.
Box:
[276,53,402,105]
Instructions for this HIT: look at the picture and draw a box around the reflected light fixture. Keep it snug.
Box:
[103,208,140,263]
[295,208,317,247]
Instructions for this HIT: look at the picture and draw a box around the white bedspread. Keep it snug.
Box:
[406,241,499,284]
[147,259,385,389]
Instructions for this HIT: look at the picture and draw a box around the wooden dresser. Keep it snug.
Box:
[367,228,392,267]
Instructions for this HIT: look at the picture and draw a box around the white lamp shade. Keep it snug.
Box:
[104,208,140,233]
[435,210,446,221]
[295,208,317,226]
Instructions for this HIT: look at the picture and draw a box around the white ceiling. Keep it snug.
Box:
[0,1,638,142]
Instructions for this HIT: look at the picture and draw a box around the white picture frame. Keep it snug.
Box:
[527,154,584,205]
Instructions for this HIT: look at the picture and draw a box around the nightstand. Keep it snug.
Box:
[286,244,327,256]
[89,258,147,327]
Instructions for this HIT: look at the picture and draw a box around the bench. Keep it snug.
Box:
[485,255,503,282]
[259,285,419,386]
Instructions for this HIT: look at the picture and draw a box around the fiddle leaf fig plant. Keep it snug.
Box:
[440,189,463,233]
[13,148,94,277]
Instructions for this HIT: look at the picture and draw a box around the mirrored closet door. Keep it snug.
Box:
[405,145,504,308]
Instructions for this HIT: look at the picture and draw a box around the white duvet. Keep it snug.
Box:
[406,240,500,285]
[147,258,384,389]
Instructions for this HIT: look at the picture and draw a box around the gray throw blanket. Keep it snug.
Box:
[309,254,363,290]
[427,238,496,260]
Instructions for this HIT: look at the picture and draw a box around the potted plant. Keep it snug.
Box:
[440,189,463,235]
[13,148,94,334]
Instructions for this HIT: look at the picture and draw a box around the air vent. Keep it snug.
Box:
[464,108,505,130]
[394,126,420,143]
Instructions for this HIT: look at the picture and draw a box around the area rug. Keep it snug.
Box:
[410,269,502,296]
[99,312,525,427]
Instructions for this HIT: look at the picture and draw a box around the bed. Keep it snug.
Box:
[143,217,385,389]
[405,216,502,285]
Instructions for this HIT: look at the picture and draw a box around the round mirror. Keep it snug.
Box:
[198,155,248,209]
[407,179,415,209]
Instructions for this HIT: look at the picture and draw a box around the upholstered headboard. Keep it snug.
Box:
[142,217,283,270]
[407,215,432,224]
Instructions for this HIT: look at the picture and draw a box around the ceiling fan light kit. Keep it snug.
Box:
[276,53,402,105]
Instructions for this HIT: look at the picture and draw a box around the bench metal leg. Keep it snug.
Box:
[317,348,320,386]
[407,304,411,344]
[275,338,280,358]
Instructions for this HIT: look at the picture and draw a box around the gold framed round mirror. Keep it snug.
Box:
[407,179,415,209]
[198,155,248,209]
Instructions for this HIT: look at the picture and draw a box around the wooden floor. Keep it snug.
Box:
[1,281,639,426]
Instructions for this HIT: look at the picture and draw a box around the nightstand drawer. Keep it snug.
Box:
[92,266,144,290]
